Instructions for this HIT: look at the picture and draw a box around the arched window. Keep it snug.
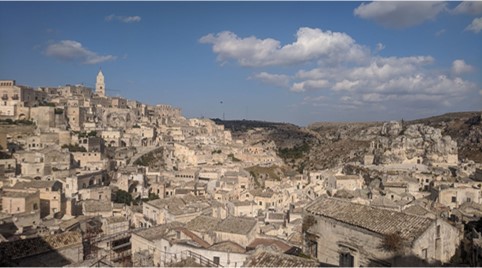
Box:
[33,203,38,210]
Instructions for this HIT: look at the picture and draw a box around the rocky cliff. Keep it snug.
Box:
[213,111,482,170]
[371,121,458,165]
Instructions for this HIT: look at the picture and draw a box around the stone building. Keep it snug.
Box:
[0,158,16,177]
[142,195,209,227]
[64,170,108,199]
[335,174,364,191]
[131,222,248,267]
[101,129,122,147]
[0,80,45,118]
[437,185,482,209]
[304,197,461,266]
[75,135,104,153]
[8,180,63,218]
[101,216,129,235]
[1,190,40,215]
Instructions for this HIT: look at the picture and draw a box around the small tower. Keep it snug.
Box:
[96,69,105,97]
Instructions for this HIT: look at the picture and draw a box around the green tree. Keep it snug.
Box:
[112,190,133,205]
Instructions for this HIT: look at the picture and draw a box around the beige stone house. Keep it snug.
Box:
[0,158,16,177]
[101,216,129,235]
[142,195,209,227]
[71,151,104,170]
[8,180,63,218]
[131,222,249,267]
[184,215,258,247]
[437,185,482,209]
[335,175,364,191]
[64,170,108,198]
[304,197,461,266]
[1,190,40,215]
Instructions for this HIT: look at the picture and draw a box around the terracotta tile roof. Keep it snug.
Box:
[0,231,82,261]
[209,240,246,253]
[247,238,293,253]
[11,180,58,189]
[214,216,257,235]
[135,222,183,241]
[2,191,37,198]
[185,215,222,233]
[305,197,434,242]
[243,247,319,267]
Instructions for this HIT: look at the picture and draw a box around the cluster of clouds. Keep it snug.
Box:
[201,3,480,114]
[200,28,368,67]
[44,14,141,64]
[353,1,482,33]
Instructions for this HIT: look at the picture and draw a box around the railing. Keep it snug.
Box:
[180,250,223,267]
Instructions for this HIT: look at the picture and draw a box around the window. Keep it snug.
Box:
[467,197,472,202]
[451,196,457,203]
[307,240,318,258]
[340,252,354,267]
[422,248,428,260]
[213,257,220,265]
[436,225,441,238]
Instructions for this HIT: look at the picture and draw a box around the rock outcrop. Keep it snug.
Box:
[372,121,458,165]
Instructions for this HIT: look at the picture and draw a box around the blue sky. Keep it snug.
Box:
[0,1,481,126]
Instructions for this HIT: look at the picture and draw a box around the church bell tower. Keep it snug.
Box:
[96,69,105,97]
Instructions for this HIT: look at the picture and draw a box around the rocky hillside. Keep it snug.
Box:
[409,112,482,163]
[213,111,482,170]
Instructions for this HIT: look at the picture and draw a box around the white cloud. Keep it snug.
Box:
[375,42,385,52]
[354,1,447,28]
[452,1,482,15]
[251,72,290,88]
[465,17,482,33]
[452,59,474,74]
[45,40,117,64]
[290,80,329,92]
[333,80,360,91]
[200,27,369,67]
[292,55,477,109]
[340,96,363,107]
[105,14,141,23]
